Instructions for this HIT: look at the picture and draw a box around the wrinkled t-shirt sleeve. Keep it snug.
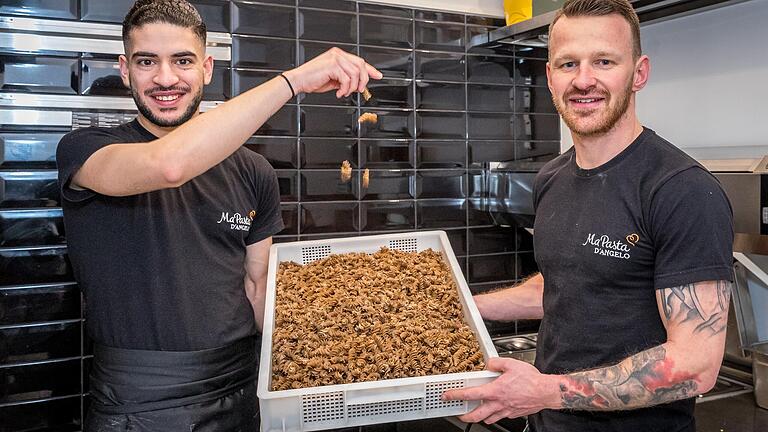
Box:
[650,167,734,289]
[56,128,121,203]
[246,155,284,245]
[533,172,544,212]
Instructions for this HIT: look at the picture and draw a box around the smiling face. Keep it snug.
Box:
[546,14,648,137]
[119,22,213,131]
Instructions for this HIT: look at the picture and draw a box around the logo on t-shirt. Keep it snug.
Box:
[582,232,639,260]
[217,211,254,232]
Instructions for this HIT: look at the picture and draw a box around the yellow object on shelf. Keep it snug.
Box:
[504,0,533,25]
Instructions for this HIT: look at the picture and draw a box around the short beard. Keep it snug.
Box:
[555,78,633,137]
[131,85,202,128]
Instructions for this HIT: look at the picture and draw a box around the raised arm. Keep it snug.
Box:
[71,48,382,196]
[443,279,731,424]
[473,273,545,321]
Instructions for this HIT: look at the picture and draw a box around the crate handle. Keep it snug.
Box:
[346,384,425,405]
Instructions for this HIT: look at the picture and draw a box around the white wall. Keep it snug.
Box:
[637,0,768,157]
[368,0,504,17]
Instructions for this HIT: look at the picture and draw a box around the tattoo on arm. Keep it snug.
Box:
[560,346,697,410]
[660,281,731,335]
[559,280,731,411]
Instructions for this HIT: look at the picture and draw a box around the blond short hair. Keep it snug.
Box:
[549,0,641,59]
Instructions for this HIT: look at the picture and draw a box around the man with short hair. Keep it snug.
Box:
[443,1,734,431]
[56,1,381,430]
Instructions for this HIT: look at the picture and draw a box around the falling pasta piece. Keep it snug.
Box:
[340,160,352,183]
[357,112,378,125]
[362,88,372,101]
[362,168,370,189]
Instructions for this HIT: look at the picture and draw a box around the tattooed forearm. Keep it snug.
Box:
[660,281,731,336]
[559,346,699,410]
[559,280,731,411]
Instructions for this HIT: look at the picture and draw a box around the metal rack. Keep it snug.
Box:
[468,0,752,50]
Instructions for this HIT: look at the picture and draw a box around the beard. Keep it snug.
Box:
[131,84,203,128]
[554,77,633,137]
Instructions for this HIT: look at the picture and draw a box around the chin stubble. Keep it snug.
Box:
[554,79,633,137]
[131,86,203,128]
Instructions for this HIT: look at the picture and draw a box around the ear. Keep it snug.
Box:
[632,55,650,92]
[203,55,214,86]
[546,61,553,94]
[119,54,131,88]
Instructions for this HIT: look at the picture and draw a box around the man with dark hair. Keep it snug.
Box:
[56,0,381,430]
[123,0,208,44]
[443,0,734,431]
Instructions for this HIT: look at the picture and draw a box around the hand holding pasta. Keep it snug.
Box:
[271,248,486,390]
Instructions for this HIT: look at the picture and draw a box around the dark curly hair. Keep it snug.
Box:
[122,0,206,46]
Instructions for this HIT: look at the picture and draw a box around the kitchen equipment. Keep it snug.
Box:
[493,333,537,364]
[258,231,499,432]
[700,156,768,235]
[484,160,547,229]
[702,155,768,408]
[731,249,768,409]
[750,341,768,408]
[0,16,231,60]
[0,16,232,101]
[469,0,751,52]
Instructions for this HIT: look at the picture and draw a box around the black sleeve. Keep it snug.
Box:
[532,172,542,212]
[532,150,573,212]
[650,167,734,289]
[55,128,123,203]
[245,154,284,245]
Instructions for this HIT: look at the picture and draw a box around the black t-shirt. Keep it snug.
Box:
[530,128,733,432]
[56,120,284,351]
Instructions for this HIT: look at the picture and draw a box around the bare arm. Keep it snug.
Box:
[474,273,544,321]
[443,280,731,423]
[244,237,272,332]
[72,48,382,196]
[558,280,730,410]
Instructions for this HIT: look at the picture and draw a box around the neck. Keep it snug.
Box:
[136,110,200,138]
[570,109,644,170]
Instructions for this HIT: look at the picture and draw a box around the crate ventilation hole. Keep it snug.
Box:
[301,245,332,264]
[388,238,418,253]
[425,380,465,410]
[347,397,422,418]
[302,392,344,423]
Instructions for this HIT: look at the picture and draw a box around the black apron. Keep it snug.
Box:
[87,335,258,431]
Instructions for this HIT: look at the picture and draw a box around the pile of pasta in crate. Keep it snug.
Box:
[271,247,486,391]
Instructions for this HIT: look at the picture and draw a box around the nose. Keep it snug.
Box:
[153,61,180,88]
[572,63,597,91]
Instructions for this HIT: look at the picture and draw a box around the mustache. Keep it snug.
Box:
[564,89,609,99]
[143,86,190,96]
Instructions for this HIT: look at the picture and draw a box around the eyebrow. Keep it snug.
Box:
[171,51,198,58]
[132,51,198,58]
[594,51,619,58]
[550,54,574,63]
[132,51,158,58]
[551,50,620,62]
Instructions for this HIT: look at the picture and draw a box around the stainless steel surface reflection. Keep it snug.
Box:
[483,163,539,228]
[0,16,231,60]
[493,333,537,364]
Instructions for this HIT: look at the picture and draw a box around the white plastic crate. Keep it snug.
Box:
[258,231,500,432]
